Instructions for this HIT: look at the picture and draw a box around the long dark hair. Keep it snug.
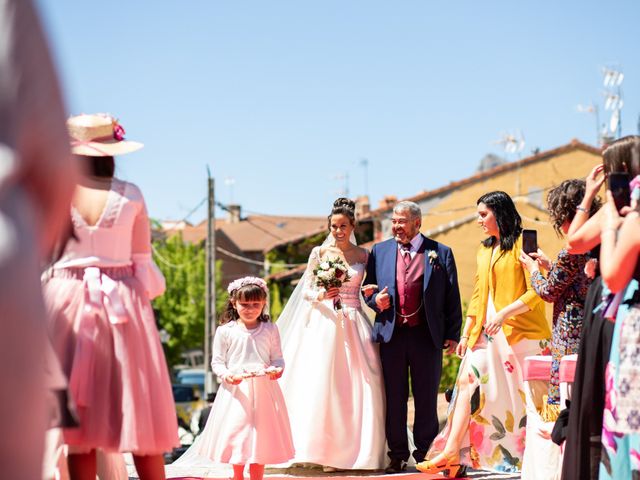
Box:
[603,135,640,177]
[477,191,522,251]
[81,155,115,178]
[221,283,270,324]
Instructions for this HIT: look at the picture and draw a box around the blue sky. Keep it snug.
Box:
[37,0,639,222]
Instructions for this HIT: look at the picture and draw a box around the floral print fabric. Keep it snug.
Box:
[427,297,545,472]
[530,249,590,404]
[600,279,640,479]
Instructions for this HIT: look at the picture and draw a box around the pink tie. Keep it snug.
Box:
[401,244,411,267]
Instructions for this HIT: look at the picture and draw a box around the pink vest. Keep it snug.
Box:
[396,249,425,327]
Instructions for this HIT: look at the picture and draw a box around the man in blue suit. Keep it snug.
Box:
[365,201,462,473]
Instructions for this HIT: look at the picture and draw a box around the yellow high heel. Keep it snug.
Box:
[416,454,463,477]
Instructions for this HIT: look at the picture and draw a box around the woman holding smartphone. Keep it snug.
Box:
[562,135,640,480]
[597,136,640,479]
[417,191,549,475]
[520,180,600,419]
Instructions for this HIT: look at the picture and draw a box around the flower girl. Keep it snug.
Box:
[184,277,294,480]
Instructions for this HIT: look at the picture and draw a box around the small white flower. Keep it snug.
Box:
[319,261,331,270]
[318,271,332,281]
[428,250,438,264]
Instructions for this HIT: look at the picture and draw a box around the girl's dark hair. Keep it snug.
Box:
[327,197,356,227]
[603,135,640,177]
[220,284,270,324]
[546,179,602,236]
[477,191,522,251]
[81,155,115,178]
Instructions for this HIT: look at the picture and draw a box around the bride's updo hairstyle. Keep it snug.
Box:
[328,197,357,227]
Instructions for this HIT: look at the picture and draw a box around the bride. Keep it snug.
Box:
[276,198,386,471]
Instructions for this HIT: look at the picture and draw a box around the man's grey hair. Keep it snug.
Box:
[393,201,422,220]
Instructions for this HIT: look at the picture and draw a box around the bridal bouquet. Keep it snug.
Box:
[313,257,351,310]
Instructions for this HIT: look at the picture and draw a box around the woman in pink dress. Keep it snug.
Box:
[42,114,179,480]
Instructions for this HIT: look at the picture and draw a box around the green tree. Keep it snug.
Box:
[152,234,227,367]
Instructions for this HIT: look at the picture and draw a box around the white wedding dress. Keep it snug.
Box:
[276,246,386,470]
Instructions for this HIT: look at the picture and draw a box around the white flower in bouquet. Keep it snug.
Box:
[312,256,353,310]
[317,270,333,282]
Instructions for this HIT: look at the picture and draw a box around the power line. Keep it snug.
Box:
[151,243,190,269]
[217,246,305,268]
[161,196,207,234]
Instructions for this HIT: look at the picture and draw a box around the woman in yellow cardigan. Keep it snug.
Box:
[417,191,550,476]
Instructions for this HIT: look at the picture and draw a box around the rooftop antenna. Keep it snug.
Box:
[493,130,526,159]
[577,103,601,145]
[333,172,349,198]
[359,158,369,197]
[224,177,236,204]
[602,66,624,139]
[493,130,526,196]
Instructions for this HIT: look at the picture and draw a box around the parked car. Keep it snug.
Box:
[173,349,205,372]
[172,383,203,431]
[176,368,205,391]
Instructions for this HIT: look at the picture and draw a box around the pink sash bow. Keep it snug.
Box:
[69,267,129,407]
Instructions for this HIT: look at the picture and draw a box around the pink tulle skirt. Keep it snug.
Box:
[43,266,179,454]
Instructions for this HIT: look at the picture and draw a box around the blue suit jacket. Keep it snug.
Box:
[364,235,462,346]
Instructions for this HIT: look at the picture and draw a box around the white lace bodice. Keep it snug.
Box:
[303,247,366,309]
[51,178,165,299]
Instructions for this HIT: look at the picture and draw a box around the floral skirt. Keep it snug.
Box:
[599,279,640,478]
[548,311,583,405]
[428,326,543,473]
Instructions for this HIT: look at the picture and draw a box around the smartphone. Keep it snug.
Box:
[608,172,631,212]
[522,229,538,257]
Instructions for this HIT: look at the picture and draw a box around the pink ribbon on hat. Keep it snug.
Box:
[70,139,111,156]
[70,121,126,156]
[68,267,129,406]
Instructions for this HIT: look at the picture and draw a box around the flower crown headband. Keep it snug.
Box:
[227,276,269,295]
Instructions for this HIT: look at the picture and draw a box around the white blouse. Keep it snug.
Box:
[211,321,285,379]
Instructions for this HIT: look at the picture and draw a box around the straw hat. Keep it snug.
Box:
[67,113,143,156]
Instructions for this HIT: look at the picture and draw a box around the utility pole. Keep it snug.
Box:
[204,168,217,395]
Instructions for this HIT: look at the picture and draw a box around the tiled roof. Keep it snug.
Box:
[170,215,327,253]
[366,139,601,217]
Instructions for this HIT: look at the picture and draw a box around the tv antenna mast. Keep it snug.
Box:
[359,158,369,197]
[493,130,526,158]
[493,130,526,196]
[577,103,601,145]
[224,177,236,204]
[602,66,624,140]
[333,172,349,197]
